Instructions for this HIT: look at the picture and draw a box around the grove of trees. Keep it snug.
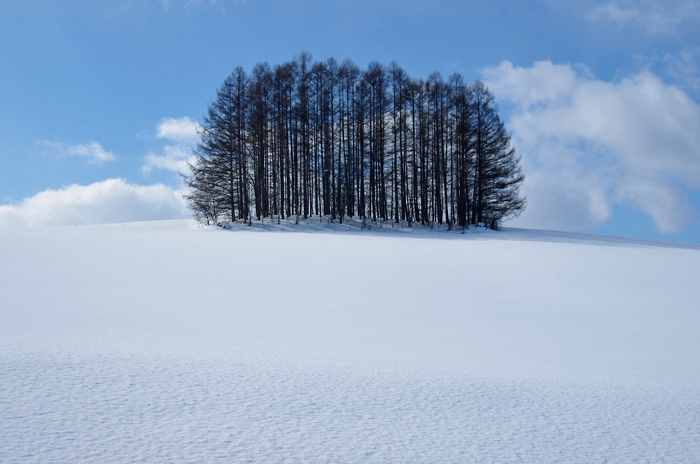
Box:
[183,53,525,229]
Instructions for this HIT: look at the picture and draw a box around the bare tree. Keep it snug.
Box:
[184,55,525,230]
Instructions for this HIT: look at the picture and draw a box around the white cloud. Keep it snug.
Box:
[0,179,190,227]
[156,116,200,143]
[586,0,700,33]
[37,140,116,165]
[143,116,200,175]
[664,47,700,91]
[143,145,195,175]
[483,60,700,233]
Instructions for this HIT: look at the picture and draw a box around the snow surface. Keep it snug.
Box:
[1,218,699,463]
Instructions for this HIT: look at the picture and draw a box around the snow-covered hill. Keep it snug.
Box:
[2,219,699,463]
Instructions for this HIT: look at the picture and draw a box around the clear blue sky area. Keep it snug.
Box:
[2,0,700,243]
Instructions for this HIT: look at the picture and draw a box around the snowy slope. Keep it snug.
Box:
[1,219,699,463]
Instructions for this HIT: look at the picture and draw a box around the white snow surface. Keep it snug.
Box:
[1,218,699,463]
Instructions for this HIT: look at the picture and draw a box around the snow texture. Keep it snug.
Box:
[1,218,699,463]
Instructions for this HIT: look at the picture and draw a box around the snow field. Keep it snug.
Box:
[2,354,698,463]
[1,219,699,462]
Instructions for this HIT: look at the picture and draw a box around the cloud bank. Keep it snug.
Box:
[0,179,190,227]
[484,60,700,233]
[37,140,116,165]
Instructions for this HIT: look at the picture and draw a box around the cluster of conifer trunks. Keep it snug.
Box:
[184,53,525,229]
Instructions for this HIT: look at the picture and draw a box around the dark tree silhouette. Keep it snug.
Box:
[183,54,525,230]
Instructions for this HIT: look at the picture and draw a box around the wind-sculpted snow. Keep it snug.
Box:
[2,355,698,463]
[1,219,699,462]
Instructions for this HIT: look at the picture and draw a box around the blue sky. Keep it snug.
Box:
[2,0,700,243]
